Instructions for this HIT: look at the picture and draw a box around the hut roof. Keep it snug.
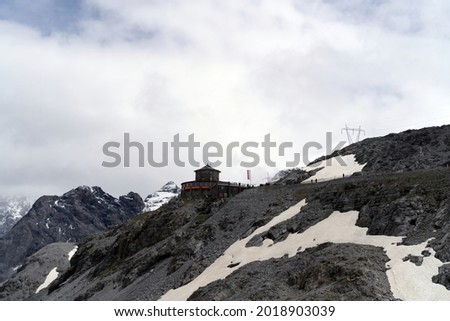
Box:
[194,164,221,173]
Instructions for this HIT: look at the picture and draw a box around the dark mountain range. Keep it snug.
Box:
[0,186,144,282]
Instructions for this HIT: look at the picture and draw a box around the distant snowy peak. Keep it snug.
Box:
[143,181,180,212]
[0,196,31,237]
[159,181,181,194]
[270,168,302,182]
[270,168,313,185]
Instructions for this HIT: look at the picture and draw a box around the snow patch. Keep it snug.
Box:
[160,200,450,301]
[385,241,448,300]
[67,246,78,261]
[79,185,94,193]
[12,265,22,272]
[302,154,365,183]
[95,195,105,204]
[54,200,65,209]
[35,267,59,294]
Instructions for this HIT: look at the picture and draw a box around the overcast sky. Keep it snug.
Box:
[1,0,450,201]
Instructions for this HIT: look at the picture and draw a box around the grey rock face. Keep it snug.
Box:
[432,264,450,290]
[0,186,143,282]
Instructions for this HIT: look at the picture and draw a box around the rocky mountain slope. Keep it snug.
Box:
[2,124,450,301]
[0,243,77,300]
[143,181,180,212]
[273,125,450,185]
[0,186,144,282]
[312,125,450,172]
[0,196,31,237]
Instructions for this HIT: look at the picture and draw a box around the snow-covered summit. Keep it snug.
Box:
[0,196,31,237]
[143,181,181,212]
[159,181,181,194]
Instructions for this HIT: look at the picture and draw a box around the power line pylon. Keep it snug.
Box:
[342,125,365,144]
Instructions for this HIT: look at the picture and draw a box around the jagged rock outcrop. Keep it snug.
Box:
[0,186,143,282]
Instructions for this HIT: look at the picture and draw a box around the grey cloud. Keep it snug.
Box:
[0,0,86,35]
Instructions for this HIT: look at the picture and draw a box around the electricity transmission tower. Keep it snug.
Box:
[262,172,271,183]
[342,125,365,144]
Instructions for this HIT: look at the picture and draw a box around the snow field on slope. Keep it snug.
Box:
[302,154,366,183]
[160,200,450,301]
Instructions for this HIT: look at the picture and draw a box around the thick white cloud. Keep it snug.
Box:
[1,0,450,200]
